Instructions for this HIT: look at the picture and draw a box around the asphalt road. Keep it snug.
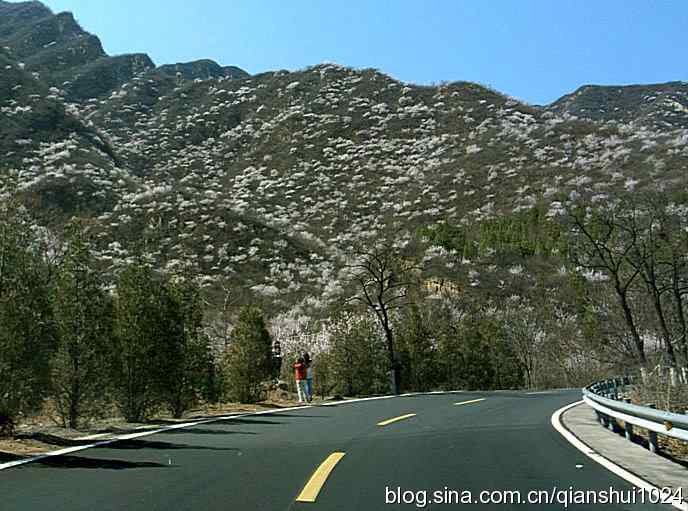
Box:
[0,390,672,510]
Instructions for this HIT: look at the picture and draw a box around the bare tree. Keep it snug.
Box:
[632,195,688,366]
[624,196,678,367]
[567,200,646,364]
[344,235,423,394]
[665,226,688,363]
[501,302,543,389]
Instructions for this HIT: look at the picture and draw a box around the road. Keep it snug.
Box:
[0,390,671,510]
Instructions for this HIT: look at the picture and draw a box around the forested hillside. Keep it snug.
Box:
[1,0,687,430]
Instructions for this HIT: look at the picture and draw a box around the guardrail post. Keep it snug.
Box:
[622,398,634,440]
[648,431,659,453]
[596,410,608,427]
[646,404,659,453]
[624,422,634,441]
[594,410,605,426]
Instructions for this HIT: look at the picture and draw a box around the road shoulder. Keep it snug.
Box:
[561,401,687,508]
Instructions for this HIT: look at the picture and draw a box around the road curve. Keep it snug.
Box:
[0,390,671,510]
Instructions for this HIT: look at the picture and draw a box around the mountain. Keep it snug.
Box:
[158,59,250,81]
[0,1,54,38]
[547,82,688,129]
[0,44,126,221]
[1,0,686,313]
[0,1,248,101]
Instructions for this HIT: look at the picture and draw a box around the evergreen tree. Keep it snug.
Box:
[112,261,182,422]
[221,306,273,404]
[395,303,440,392]
[50,220,112,428]
[165,276,211,418]
[328,314,389,396]
[0,200,55,436]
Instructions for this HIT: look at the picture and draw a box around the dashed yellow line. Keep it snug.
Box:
[295,452,346,503]
[454,398,485,406]
[377,413,417,427]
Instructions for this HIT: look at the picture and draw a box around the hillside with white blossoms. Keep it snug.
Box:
[2,0,687,333]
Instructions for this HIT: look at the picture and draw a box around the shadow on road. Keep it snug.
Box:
[31,455,170,470]
[0,451,24,463]
[97,439,239,452]
[210,418,284,426]
[159,428,257,436]
[2,450,171,470]
[252,413,330,419]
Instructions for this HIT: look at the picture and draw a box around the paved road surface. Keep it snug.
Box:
[0,390,671,510]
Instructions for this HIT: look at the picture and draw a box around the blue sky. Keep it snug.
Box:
[38,0,688,105]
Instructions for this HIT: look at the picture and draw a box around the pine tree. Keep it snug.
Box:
[50,220,112,429]
[221,306,272,404]
[328,313,389,396]
[111,262,181,422]
[395,303,440,392]
[166,276,211,418]
[0,199,55,436]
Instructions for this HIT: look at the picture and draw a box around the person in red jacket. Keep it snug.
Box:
[293,357,307,403]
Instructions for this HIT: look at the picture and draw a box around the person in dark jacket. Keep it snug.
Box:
[303,352,313,403]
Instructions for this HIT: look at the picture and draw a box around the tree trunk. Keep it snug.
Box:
[671,262,688,363]
[383,325,400,395]
[378,303,399,395]
[615,282,646,365]
[650,290,677,367]
[69,359,80,429]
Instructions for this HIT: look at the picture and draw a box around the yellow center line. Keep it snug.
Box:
[295,452,346,503]
[377,413,417,427]
[454,398,485,406]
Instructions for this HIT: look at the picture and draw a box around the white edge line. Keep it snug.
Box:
[320,395,396,406]
[74,432,111,441]
[0,407,309,471]
[551,400,687,511]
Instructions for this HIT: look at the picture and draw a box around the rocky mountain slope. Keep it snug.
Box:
[547,81,688,129]
[0,1,248,101]
[1,0,686,313]
[158,60,249,81]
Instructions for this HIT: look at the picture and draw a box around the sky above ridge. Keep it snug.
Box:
[37,0,688,105]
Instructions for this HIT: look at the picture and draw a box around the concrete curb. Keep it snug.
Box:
[552,400,687,511]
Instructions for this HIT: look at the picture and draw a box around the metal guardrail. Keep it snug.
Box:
[583,377,688,453]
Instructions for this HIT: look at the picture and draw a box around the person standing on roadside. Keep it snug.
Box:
[303,352,313,403]
[293,357,307,403]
